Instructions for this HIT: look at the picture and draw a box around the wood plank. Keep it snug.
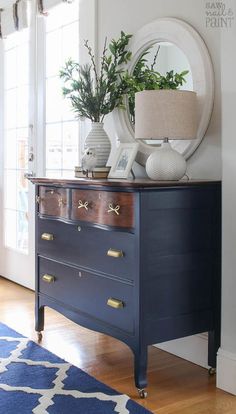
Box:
[0,276,235,413]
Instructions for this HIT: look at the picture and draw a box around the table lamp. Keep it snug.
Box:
[135,90,198,180]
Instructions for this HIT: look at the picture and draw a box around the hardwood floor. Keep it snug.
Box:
[0,276,236,413]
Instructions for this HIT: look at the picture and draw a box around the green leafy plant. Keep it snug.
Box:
[125,46,189,124]
[60,35,189,125]
[60,32,132,122]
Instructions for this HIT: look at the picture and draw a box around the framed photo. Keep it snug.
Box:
[108,143,139,179]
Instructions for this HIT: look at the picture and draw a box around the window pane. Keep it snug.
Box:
[5,210,17,249]
[46,170,63,178]
[5,89,17,129]
[62,3,79,25]
[5,49,17,89]
[17,46,29,86]
[5,171,17,210]
[46,29,62,78]
[17,86,29,128]
[46,7,63,32]
[62,22,79,62]
[5,130,17,169]
[5,32,19,50]
[61,169,75,178]
[17,210,28,251]
[62,95,76,122]
[17,172,28,213]
[46,77,63,122]
[46,123,62,170]
[17,130,28,170]
[62,122,79,169]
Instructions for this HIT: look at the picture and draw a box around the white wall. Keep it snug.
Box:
[96,0,222,180]
[217,0,236,395]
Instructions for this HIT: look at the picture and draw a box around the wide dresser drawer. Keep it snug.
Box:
[38,257,134,334]
[71,189,135,229]
[38,219,136,281]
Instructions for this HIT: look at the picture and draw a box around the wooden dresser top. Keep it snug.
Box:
[30,177,221,190]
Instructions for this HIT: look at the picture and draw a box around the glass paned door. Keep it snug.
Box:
[0,1,80,290]
[0,29,35,289]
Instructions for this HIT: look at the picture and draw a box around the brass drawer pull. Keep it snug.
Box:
[78,200,89,211]
[107,203,120,215]
[42,274,55,283]
[41,233,54,241]
[36,196,42,204]
[107,297,124,309]
[58,197,66,207]
[107,248,123,258]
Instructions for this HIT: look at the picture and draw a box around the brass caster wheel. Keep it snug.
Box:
[208,367,216,376]
[138,389,148,399]
[37,332,43,342]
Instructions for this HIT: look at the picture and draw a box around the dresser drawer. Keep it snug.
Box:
[37,186,68,219]
[38,219,136,281]
[39,257,134,334]
[71,189,135,229]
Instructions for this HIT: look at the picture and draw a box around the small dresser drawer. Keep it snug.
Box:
[39,257,134,334]
[38,219,136,281]
[71,189,135,229]
[37,186,68,219]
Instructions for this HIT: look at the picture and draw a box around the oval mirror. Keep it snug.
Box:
[127,41,193,139]
[112,18,214,166]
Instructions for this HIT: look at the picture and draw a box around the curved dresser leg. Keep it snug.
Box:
[35,305,45,341]
[133,346,148,398]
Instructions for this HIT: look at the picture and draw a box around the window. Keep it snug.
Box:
[3,30,30,252]
[44,2,79,177]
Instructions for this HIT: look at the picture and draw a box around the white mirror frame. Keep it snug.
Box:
[112,17,215,166]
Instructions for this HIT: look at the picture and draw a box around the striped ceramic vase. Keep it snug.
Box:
[84,122,111,167]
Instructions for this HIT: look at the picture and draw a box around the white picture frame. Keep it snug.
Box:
[108,143,139,179]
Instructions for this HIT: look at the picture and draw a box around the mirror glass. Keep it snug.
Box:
[128,42,193,146]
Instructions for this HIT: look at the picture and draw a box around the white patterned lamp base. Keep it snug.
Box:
[85,122,111,167]
[146,141,186,181]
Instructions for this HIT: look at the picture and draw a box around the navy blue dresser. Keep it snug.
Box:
[31,178,221,397]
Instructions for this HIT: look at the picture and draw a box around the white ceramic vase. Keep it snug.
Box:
[84,122,111,168]
[146,141,187,181]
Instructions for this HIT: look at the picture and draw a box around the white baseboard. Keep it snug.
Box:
[217,348,236,395]
[1,274,34,291]
[155,333,209,368]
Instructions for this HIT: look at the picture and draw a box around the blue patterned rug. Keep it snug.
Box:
[0,323,152,413]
